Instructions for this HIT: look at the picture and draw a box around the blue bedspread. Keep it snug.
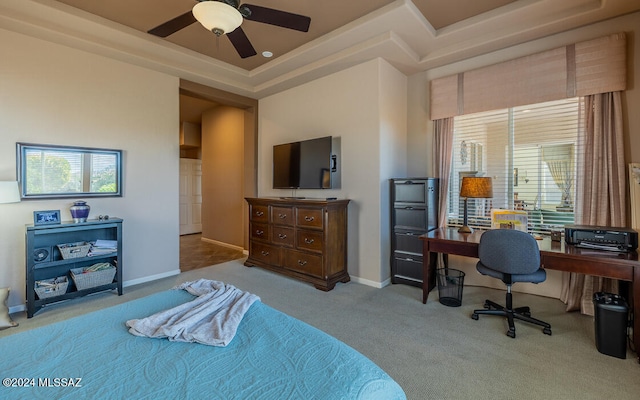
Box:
[1,289,405,399]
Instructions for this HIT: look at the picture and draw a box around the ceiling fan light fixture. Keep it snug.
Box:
[192,1,243,36]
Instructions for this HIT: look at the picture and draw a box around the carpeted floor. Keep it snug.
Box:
[3,259,639,399]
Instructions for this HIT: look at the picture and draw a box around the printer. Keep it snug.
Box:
[564,224,638,252]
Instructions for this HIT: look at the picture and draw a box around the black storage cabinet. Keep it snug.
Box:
[390,178,439,287]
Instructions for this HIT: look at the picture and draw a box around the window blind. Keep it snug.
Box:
[448,98,582,234]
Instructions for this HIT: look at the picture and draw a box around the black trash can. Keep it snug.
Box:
[436,268,465,307]
[593,292,628,359]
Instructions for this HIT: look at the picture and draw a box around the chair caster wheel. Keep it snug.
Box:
[471,313,479,320]
[483,301,490,309]
[543,327,552,335]
[507,329,516,338]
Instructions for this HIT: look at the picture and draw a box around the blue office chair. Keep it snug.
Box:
[471,229,552,338]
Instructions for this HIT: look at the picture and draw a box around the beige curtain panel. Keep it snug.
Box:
[430,33,627,120]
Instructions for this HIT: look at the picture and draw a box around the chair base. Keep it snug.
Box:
[472,299,552,338]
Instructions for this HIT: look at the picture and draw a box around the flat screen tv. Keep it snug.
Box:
[273,136,332,189]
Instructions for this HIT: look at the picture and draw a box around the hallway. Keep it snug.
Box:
[180,234,245,272]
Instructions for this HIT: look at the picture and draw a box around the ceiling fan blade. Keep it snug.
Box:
[243,4,311,32]
[148,11,197,37]
[227,27,257,59]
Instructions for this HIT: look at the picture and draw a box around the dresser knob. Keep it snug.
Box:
[297,260,307,266]
[278,214,287,219]
[278,233,287,239]
[261,251,269,256]
[304,216,315,222]
[304,238,314,244]
[255,230,264,236]
[255,211,264,217]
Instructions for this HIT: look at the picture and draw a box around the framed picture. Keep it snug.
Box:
[33,210,61,226]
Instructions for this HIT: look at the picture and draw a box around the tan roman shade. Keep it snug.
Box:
[430,33,626,120]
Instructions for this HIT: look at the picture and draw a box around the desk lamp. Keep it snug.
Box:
[459,177,493,233]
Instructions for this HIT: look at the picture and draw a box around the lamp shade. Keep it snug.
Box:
[460,177,493,199]
[0,181,20,204]
[193,1,243,36]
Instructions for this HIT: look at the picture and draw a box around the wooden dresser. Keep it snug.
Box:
[245,197,350,291]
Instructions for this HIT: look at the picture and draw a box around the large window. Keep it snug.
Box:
[448,98,582,233]
[17,143,123,199]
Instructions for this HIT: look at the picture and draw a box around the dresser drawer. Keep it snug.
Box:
[296,229,324,253]
[282,250,323,277]
[272,226,294,247]
[296,208,323,229]
[250,223,269,242]
[272,206,294,226]
[250,205,269,223]
[250,242,280,265]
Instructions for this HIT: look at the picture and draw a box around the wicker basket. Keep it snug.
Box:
[57,241,91,259]
[70,265,116,290]
[35,276,69,299]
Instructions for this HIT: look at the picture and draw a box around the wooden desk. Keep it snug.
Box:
[421,227,639,361]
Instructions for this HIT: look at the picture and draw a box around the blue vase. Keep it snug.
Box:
[70,201,90,223]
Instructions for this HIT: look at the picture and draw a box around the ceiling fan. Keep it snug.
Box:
[148,0,311,59]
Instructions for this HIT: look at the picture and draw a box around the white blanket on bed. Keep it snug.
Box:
[125,279,260,346]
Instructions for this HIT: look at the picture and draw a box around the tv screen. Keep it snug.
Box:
[273,136,332,189]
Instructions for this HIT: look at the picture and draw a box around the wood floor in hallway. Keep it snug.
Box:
[180,233,246,272]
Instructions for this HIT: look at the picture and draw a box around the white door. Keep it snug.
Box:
[179,158,202,235]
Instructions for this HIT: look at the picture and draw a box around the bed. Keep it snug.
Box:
[1,286,405,399]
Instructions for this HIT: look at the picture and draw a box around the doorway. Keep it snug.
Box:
[178,80,257,271]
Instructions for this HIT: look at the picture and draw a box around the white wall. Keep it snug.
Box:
[406,11,640,298]
[258,58,407,285]
[0,28,181,309]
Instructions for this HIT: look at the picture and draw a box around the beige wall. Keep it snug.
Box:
[201,106,245,249]
[258,58,407,285]
[0,28,180,310]
[406,11,640,298]
[2,9,637,306]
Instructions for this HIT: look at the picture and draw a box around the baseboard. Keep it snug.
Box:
[350,275,391,289]
[123,269,181,288]
[8,304,26,314]
[200,237,246,253]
